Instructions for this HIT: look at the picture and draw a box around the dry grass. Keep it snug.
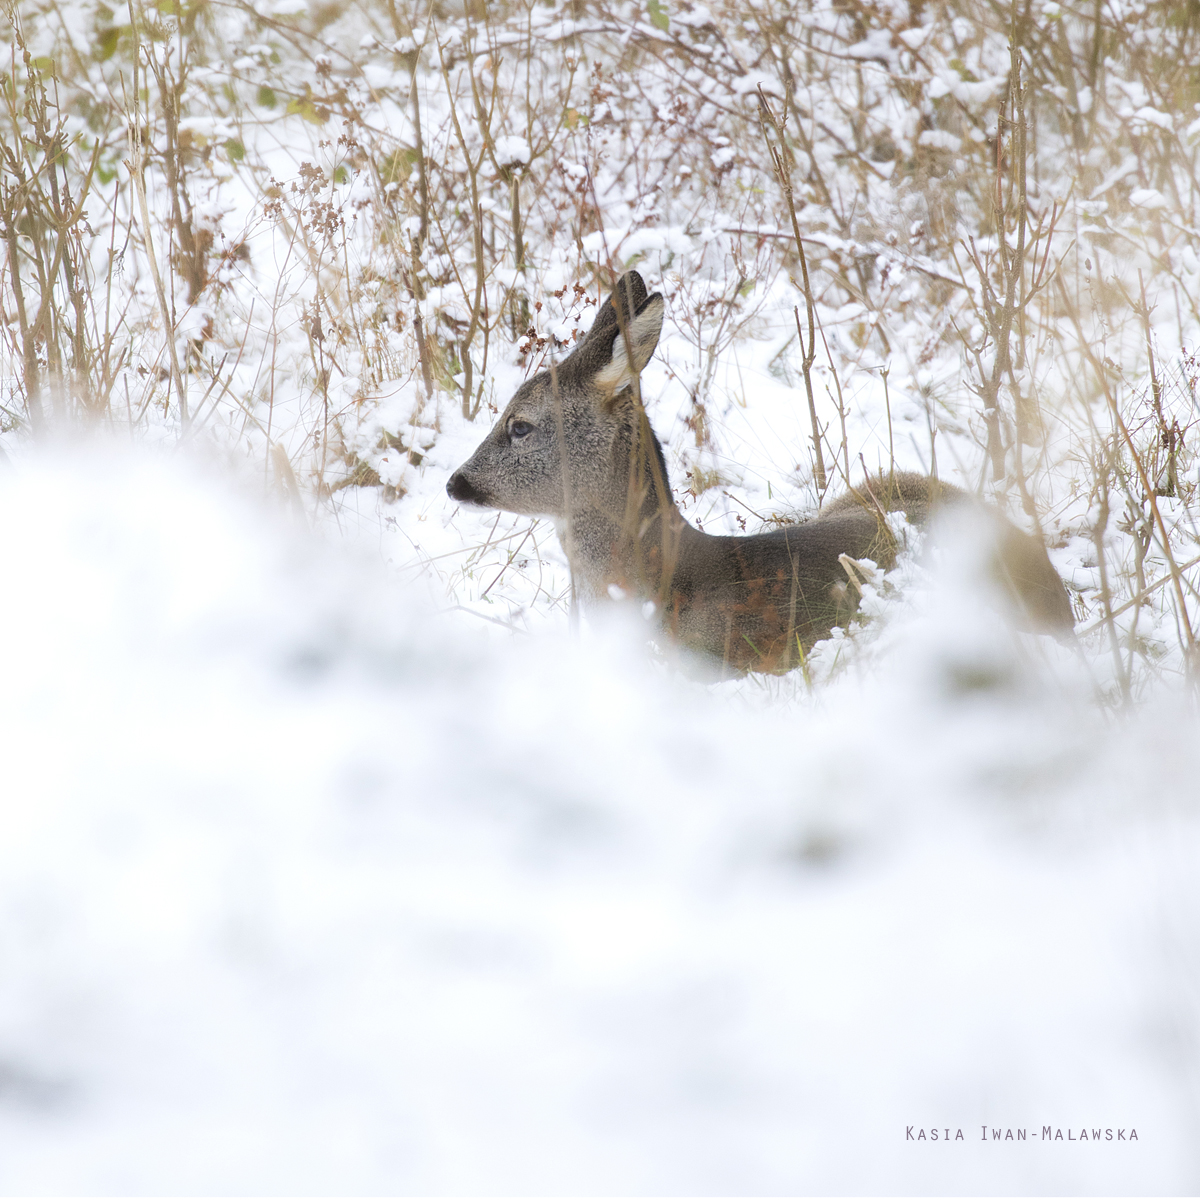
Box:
[3,0,1199,700]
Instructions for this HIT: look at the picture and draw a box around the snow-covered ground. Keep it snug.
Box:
[1,442,1197,1194]
[5,0,1200,1189]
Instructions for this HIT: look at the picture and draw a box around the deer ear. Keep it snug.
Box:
[593,294,665,394]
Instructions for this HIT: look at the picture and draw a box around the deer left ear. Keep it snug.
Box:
[594,294,665,394]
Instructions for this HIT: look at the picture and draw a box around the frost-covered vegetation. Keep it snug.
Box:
[2,0,1200,1191]
[6,0,1200,684]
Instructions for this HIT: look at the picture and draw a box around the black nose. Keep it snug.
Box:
[446,469,488,505]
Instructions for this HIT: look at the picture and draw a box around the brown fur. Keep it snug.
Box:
[447,272,1075,674]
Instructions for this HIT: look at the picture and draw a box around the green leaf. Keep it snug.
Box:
[285,96,328,124]
[378,146,418,184]
[647,0,668,32]
[948,58,978,83]
[224,138,245,162]
[256,84,277,108]
[333,164,348,185]
[95,27,120,61]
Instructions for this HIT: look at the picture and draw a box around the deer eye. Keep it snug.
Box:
[509,419,534,440]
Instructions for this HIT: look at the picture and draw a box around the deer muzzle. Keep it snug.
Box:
[446,468,492,507]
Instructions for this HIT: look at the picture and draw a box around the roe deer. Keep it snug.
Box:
[447,271,1074,674]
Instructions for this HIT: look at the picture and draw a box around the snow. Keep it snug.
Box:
[1133,106,1174,131]
[6,0,1200,1188]
[1129,187,1168,210]
[493,136,532,167]
[0,444,1196,1193]
[918,129,964,152]
[898,26,931,50]
[849,28,897,62]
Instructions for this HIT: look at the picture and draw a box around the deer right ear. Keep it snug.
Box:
[593,294,665,395]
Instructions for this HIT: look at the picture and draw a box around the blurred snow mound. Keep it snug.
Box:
[0,446,1195,1194]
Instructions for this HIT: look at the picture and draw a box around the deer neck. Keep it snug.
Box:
[557,413,693,604]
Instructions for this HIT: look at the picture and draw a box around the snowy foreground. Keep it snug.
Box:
[1,444,1197,1195]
